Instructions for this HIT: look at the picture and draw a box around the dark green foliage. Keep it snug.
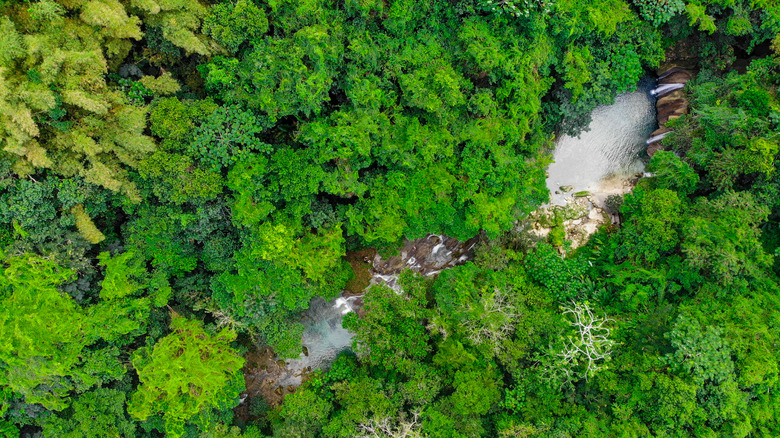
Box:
[203,0,269,53]
[41,388,137,438]
[343,273,432,371]
[647,150,700,196]
[189,106,273,172]
[273,388,333,437]
[525,242,589,300]
[2,0,780,436]
[633,0,685,26]
[617,187,685,263]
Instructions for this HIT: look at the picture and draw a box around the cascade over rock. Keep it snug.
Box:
[647,66,696,156]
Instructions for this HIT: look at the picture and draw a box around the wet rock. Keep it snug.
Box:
[656,90,686,106]
[274,386,283,396]
[650,66,695,139]
[370,234,479,290]
[657,66,689,80]
[302,346,309,357]
[656,88,689,126]
[659,70,692,84]
[649,127,672,138]
[647,142,664,157]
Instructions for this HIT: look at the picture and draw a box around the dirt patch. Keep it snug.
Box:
[234,347,305,421]
[344,248,376,294]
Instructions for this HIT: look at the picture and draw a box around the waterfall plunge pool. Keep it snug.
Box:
[546,77,658,205]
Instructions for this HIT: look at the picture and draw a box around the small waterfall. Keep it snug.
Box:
[646,131,672,144]
[650,83,685,97]
[333,295,360,314]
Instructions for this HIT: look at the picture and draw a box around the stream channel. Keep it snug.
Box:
[239,77,659,407]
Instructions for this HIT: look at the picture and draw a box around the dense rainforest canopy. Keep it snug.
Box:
[1,0,780,436]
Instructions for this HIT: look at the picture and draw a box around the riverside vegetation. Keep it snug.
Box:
[1,0,780,437]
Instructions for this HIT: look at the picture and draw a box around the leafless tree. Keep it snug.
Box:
[356,411,424,438]
[544,301,615,385]
[463,288,518,354]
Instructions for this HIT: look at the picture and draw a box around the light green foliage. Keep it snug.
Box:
[449,366,502,417]
[681,191,771,294]
[202,24,344,121]
[0,419,17,438]
[134,0,217,56]
[667,314,734,384]
[138,72,181,96]
[71,203,106,244]
[478,0,554,18]
[99,251,147,300]
[563,45,594,100]
[686,2,717,34]
[0,12,153,201]
[554,0,633,37]
[143,97,224,204]
[98,251,172,306]
[0,254,147,410]
[139,149,224,204]
[201,422,265,438]
[128,313,244,437]
[0,254,80,410]
[149,97,219,150]
[211,218,348,341]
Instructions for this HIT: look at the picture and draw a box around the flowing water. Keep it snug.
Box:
[651,82,685,97]
[546,77,657,205]
[276,234,478,383]
[275,295,361,387]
